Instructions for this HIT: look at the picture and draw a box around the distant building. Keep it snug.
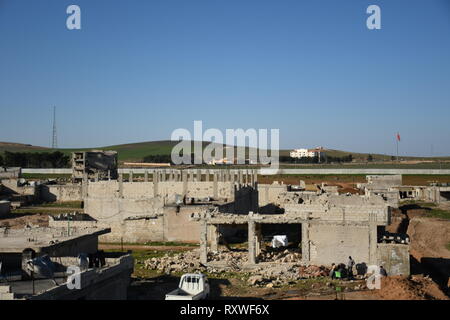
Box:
[72,150,118,182]
[290,147,324,159]
[207,157,235,165]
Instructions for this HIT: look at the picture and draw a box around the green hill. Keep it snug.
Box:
[1,141,449,163]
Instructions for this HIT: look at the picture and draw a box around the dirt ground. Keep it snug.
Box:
[0,212,49,229]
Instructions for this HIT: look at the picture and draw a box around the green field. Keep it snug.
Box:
[2,140,450,164]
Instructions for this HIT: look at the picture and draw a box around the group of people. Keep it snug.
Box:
[329,256,388,280]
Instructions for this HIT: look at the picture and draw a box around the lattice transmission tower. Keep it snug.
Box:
[52,106,58,149]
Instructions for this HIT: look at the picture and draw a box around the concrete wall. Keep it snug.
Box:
[377,243,410,276]
[164,206,201,242]
[1,179,37,196]
[0,167,21,179]
[40,184,82,202]
[308,224,372,265]
[258,183,288,206]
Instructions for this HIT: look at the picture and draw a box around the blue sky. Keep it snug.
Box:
[1,0,449,156]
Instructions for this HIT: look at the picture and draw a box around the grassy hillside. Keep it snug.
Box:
[1,141,449,163]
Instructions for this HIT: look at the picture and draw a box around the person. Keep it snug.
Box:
[336,263,346,279]
[329,263,337,279]
[379,266,388,277]
[347,256,355,280]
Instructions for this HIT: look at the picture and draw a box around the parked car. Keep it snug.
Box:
[165,273,210,300]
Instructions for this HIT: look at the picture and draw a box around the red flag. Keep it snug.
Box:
[396,133,401,142]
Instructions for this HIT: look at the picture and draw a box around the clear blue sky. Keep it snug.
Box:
[1,0,449,156]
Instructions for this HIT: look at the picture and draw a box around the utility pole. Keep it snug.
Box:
[52,106,57,149]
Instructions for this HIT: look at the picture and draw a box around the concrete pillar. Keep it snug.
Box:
[189,171,194,182]
[196,169,201,182]
[182,171,188,197]
[129,171,133,182]
[209,225,219,252]
[205,170,210,182]
[82,173,89,198]
[107,170,111,181]
[94,172,99,182]
[161,170,166,182]
[144,171,148,182]
[153,171,158,197]
[239,170,244,185]
[255,223,263,256]
[116,173,122,198]
[253,169,258,185]
[248,219,256,265]
[213,172,218,199]
[200,221,208,264]
[368,223,378,265]
[169,170,174,181]
[301,223,310,264]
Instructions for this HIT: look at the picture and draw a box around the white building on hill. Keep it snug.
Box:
[290,147,324,159]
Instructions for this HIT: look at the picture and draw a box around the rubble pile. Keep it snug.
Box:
[258,249,302,263]
[144,249,331,287]
[144,250,206,273]
[298,265,330,278]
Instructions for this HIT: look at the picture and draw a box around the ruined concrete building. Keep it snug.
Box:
[191,191,409,277]
[0,226,133,300]
[43,169,410,276]
[72,150,118,182]
[358,174,450,204]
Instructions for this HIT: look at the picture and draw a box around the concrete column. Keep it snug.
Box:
[107,170,111,181]
[239,170,244,185]
[368,223,378,265]
[200,221,208,264]
[169,170,174,181]
[144,171,148,182]
[153,171,158,197]
[248,219,256,265]
[213,172,218,199]
[253,169,258,185]
[209,225,219,252]
[82,173,89,198]
[129,171,133,182]
[255,223,263,256]
[94,172,99,182]
[205,170,210,182]
[301,223,310,264]
[189,171,194,182]
[196,169,201,182]
[161,170,166,182]
[182,171,188,197]
[116,173,123,198]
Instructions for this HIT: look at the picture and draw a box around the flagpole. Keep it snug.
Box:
[396,138,399,162]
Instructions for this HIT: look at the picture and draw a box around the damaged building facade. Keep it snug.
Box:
[192,191,410,276]
[0,226,133,300]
